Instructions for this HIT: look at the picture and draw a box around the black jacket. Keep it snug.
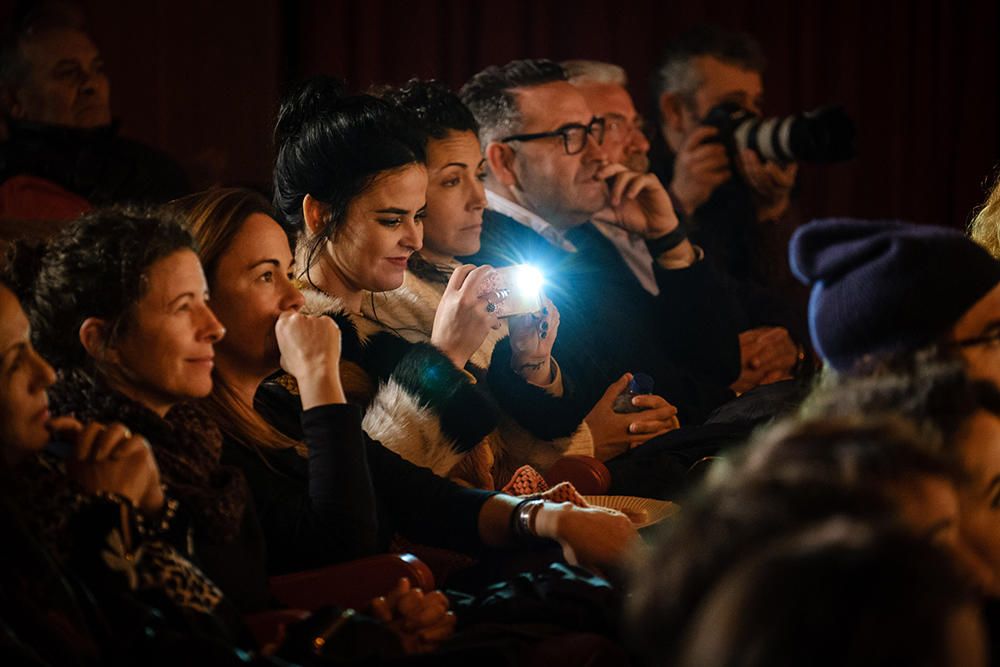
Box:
[461,210,741,425]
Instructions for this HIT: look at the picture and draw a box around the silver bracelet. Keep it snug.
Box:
[511,498,545,542]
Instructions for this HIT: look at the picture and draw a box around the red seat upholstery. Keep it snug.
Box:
[543,455,612,495]
[268,552,435,612]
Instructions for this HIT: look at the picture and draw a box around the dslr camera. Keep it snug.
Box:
[702,102,855,165]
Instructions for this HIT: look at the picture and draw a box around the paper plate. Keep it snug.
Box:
[582,495,678,529]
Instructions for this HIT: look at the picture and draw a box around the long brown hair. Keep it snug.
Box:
[173,187,305,456]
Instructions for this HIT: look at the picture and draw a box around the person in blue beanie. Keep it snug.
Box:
[789,218,1000,384]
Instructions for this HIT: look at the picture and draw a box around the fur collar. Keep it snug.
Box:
[360,270,506,370]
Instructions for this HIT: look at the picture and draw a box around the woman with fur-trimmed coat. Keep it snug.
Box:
[359,79,683,478]
[304,286,588,489]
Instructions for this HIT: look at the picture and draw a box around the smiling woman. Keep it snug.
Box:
[0,267,267,663]
[7,207,275,611]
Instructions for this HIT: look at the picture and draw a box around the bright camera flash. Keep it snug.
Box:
[513,264,544,298]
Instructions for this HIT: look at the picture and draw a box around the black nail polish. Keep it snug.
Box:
[541,321,549,330]
[540,331,548,339]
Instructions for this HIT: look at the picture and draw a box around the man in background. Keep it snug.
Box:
[0,1,188,224]
[567,57,802,394]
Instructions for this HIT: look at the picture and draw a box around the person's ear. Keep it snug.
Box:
[2,86,24,121]
[485,142,517,189]
[302,194,329,236]
[659,91,688,134]
[79,317,119,364]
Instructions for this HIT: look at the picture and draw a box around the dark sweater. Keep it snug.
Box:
[220,403,378,575]
[462,210,741,425]
[0,119,189,207]
[229,386,497,572]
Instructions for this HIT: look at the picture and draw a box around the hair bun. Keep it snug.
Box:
[274,76,350,149]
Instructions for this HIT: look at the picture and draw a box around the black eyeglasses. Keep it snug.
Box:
[500,116,606,155]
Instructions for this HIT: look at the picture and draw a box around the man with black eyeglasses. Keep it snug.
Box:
[460,59,744,477]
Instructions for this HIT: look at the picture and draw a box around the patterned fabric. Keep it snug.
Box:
[500,468,588,506]
[22,454,223,615]
[50,368,249,541]
[501,464,550,496]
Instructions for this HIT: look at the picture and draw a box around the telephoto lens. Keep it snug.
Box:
[702,102,856,164]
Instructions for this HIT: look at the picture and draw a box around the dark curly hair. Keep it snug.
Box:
[378,78,478,143]
[272,75,426,279]
[459,59,566,145]
[5,206,196,371]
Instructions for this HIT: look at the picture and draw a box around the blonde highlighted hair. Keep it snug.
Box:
[969,169,1000,259]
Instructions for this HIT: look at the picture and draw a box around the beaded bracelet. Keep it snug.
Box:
[135,490,179,538]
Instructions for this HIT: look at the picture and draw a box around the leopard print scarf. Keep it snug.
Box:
[49,368,249,542]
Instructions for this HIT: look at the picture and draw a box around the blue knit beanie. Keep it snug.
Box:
[789,218,1000,371]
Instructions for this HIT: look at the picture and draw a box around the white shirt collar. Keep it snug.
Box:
[486,190,578,253]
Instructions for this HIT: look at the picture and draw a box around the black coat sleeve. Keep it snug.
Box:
[362,333,500,454]
[221,404,379,575]
[366,440,496,555]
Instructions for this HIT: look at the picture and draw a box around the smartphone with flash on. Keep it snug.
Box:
[479,264,545,318]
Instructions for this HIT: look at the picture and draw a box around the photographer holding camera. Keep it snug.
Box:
[651,26,796,240]
[649,25,813,390]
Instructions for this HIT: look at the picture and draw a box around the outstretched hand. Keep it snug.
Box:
[534,501,639,572]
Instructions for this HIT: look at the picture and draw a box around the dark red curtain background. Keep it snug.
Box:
[6,0,997,229]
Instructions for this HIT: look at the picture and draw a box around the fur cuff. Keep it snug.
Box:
[366,335,499,453]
